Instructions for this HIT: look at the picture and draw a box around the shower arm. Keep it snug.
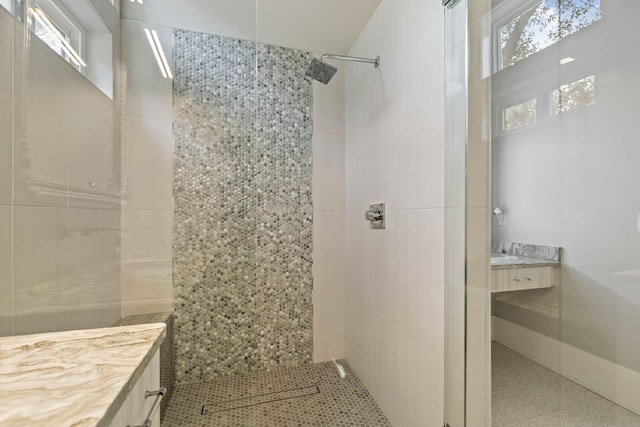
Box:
[321,54,380,68]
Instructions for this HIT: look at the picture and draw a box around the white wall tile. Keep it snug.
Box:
[121,209,173,316]
[68,75,117,197]
[312,56,347,365]
[379,88,410,208]
[346,211,379,307]
[312,132,345,211]
[410,0,445,79]
[377,0,408,101]
[0,16,11,205]
[375,209,409,329]
[121,0,257,45]
[122,116,174,210]
[121,21,173,119]
[67,208,121,329]
[375,312,407,427]
[356,109,383,209]
[344,210,360,292]
[312,211,346,290]
[345,291,377,395]
[379,65,446,210]
[345,0,447,421]
[348,10,381,100]
[312,68,345,135]
[410,63,446,208]
[13,34,68,207]
[405,209,445,356]
[345,128,359,212]
[12,206,68,335]
[313,288,345,363]
[406,335,445,427]
[0,206,11,336]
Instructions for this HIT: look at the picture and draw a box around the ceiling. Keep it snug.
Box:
[121,0,381,54]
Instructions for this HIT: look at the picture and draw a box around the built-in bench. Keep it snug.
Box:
[114,312,175,419]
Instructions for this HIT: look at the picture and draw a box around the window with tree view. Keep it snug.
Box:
[552,75,595,114]
[499,0,601,70]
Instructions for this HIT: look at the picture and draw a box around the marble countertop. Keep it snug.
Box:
[0,323,166,427]
[491,253,561,269]
[491,241,561,270]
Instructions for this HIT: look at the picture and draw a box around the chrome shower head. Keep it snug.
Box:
[305,54,380,85]
[305,58,338,85]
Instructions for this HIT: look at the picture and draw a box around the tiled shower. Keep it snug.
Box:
[119,0,449,423]
[1,0,454,423]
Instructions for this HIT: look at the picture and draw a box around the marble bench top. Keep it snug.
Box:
[0,323,166,426]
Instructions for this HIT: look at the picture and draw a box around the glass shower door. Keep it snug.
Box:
[485,0,640,425]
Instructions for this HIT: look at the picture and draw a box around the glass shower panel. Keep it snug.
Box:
[488,0,640,424]
[1,0,121,336]
[444,0,468,425]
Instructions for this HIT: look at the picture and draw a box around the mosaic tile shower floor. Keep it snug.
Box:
[492,342,640,426]
[163,359,391,426]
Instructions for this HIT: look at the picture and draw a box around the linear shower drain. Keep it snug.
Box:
[201,385,320,414]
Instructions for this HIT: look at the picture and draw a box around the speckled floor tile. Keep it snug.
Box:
[163,359,391,426]
[492,342,640,426]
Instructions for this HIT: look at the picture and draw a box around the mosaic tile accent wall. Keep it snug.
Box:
[173,30,313,383]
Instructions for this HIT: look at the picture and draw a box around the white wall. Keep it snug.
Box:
[312,69,347,363]
[120,20,174,316]
[344,0,446,425]
[120,0,380,55]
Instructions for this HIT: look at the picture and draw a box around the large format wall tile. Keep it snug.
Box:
[12,206,68,335]
[67,208,121,330]
[406,334,445,426]
[0,12,11,206]
[13,32,68,208]
[173,30,313,382]
[312,211,346,290]
[121,209,173,316]
[122,116,173,210]
[312,288,345,363]
[121,21,173,119]
[0,206,11,336]
[344,0,447,423]
[375,313,408,427]
[312,132,345,211]
[312,67,345,135]
[68,75,116,197]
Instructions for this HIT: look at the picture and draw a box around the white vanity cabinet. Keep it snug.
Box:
[491,265,557,293]
[109,351,161,427]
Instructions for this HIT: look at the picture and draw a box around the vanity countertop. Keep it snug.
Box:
[491,253,561,269]
[491,241,561,270]
[0,323,166,427]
